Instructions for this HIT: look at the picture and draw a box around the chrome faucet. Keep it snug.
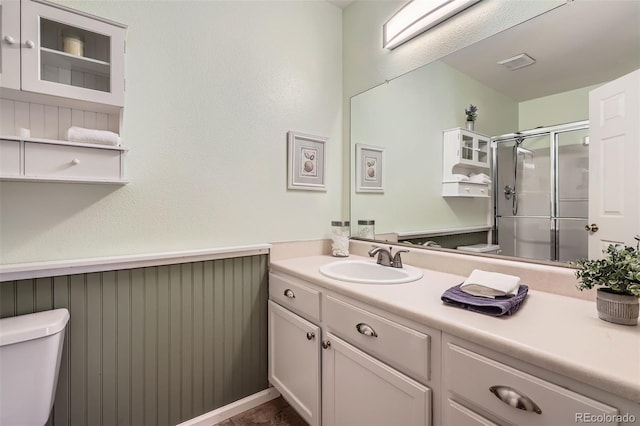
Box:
[368,245,409,268]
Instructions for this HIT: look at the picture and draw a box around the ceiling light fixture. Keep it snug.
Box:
[383,0,480,50]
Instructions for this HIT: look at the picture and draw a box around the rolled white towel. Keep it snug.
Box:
[469,172,492,184]
[66,126,121,146]
[460,269,520,298]
[451,174,470,182]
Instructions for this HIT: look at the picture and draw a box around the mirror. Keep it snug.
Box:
[350,1,640,265]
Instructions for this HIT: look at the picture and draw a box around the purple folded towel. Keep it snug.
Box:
[441,283,529,317]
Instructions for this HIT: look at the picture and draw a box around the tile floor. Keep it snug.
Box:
[214,396,307,426]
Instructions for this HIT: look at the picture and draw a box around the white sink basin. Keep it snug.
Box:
[319,260,423,284]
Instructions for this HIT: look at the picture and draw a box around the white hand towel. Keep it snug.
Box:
[451,174,470,182]
[66,126,121,146]
[469,173,492,184]
[460,269,520,298]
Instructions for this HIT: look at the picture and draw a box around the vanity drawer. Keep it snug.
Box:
[445,342,618,426]
[0,139,21,177]
[324,295,430,384]
[24,142,122,181]
[269,273,320,323]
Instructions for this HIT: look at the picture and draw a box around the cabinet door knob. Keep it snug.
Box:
[489,385,542,414]
[3,35,16,45]
[321,340,331,349]
[356,322,378,338]
[283,289,295,298]
[71,158,80,165]
[25,39,35,49]
[306,332,315,340]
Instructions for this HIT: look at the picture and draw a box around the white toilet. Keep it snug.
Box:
[0,308,70,426]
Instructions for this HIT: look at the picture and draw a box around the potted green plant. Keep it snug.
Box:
[465,104,478,131]
[574,235,640,325]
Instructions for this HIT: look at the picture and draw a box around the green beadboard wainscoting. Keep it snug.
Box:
[0,254,269,426]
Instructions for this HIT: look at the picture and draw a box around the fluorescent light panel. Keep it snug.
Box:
[383,0,480,50]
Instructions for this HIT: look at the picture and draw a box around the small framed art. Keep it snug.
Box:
[355,143,385,193]
[287,131,327,191]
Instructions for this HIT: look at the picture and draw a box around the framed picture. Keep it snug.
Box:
[356,143,385,193]
[287,131,327,191]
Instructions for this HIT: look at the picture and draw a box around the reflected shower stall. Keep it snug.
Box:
[492,121,589,263]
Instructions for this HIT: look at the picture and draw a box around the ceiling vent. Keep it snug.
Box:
[497,53,536,71]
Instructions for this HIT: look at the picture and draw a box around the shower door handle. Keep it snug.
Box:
[585,223,599,233]
[504,185,515,200]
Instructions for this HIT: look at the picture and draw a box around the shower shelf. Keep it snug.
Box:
[442,128,491,197]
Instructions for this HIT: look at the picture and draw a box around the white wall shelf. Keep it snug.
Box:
[442,127,491,197]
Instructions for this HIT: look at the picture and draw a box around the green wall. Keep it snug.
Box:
[0,255,269,426]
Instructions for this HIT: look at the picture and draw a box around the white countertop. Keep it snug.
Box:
[270,254,640,404]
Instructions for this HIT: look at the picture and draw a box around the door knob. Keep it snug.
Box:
[3,35,16,45]
[585,223,599,233]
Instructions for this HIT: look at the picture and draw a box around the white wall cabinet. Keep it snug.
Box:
[2,0,126,107]
[442,128,491,197]
[0,0,127,184]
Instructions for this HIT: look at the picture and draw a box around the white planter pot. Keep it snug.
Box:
[596,288,639,326]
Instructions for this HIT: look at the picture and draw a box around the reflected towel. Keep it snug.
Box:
[469,172,492,184]
[66,126,121,146]
[461,269,520,298]
[441,284,529,316]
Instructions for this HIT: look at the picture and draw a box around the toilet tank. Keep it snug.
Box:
[0,308,70,426]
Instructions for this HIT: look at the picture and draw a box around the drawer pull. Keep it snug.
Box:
[306,332,315,340]
[71,158,80,165]
[322,340,331,349]
[489,385,542,414]
[284,289,295,298]
[356,322,378,338]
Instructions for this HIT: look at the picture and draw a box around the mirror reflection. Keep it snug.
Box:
[350,1,640,265]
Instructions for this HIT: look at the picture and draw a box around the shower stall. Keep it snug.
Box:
[492,121,590,263]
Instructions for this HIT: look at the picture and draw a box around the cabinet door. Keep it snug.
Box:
[268,300,321,426]
[0,0,21,89]
[322,332,431,426]
[20,0,125,106]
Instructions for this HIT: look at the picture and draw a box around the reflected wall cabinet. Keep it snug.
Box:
[1,0,126,106]
[442,128,491,197]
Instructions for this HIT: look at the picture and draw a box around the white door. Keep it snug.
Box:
[0,0,21,90]
[268,301,321,426]
[322,332,431,426]
[588,69,640,259]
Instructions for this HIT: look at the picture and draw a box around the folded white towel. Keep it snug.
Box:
[460,269,520,298]
[451,174,470,182]
[66,126,121,146]
[469,172,492,184]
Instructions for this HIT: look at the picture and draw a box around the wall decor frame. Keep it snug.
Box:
[287,131,327,191]
[356,143,385,193]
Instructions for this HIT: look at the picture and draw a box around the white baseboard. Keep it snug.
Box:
[176,387,281,426]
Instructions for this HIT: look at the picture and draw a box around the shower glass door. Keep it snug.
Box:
[556,129,589,262]
[493,122,589,263]
[495,135,552,261]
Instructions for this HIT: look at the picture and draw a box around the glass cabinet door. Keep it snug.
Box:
[0,0,21,90]
[476,137,489,166]
[20,0,125,106]
[461,134,474,161]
